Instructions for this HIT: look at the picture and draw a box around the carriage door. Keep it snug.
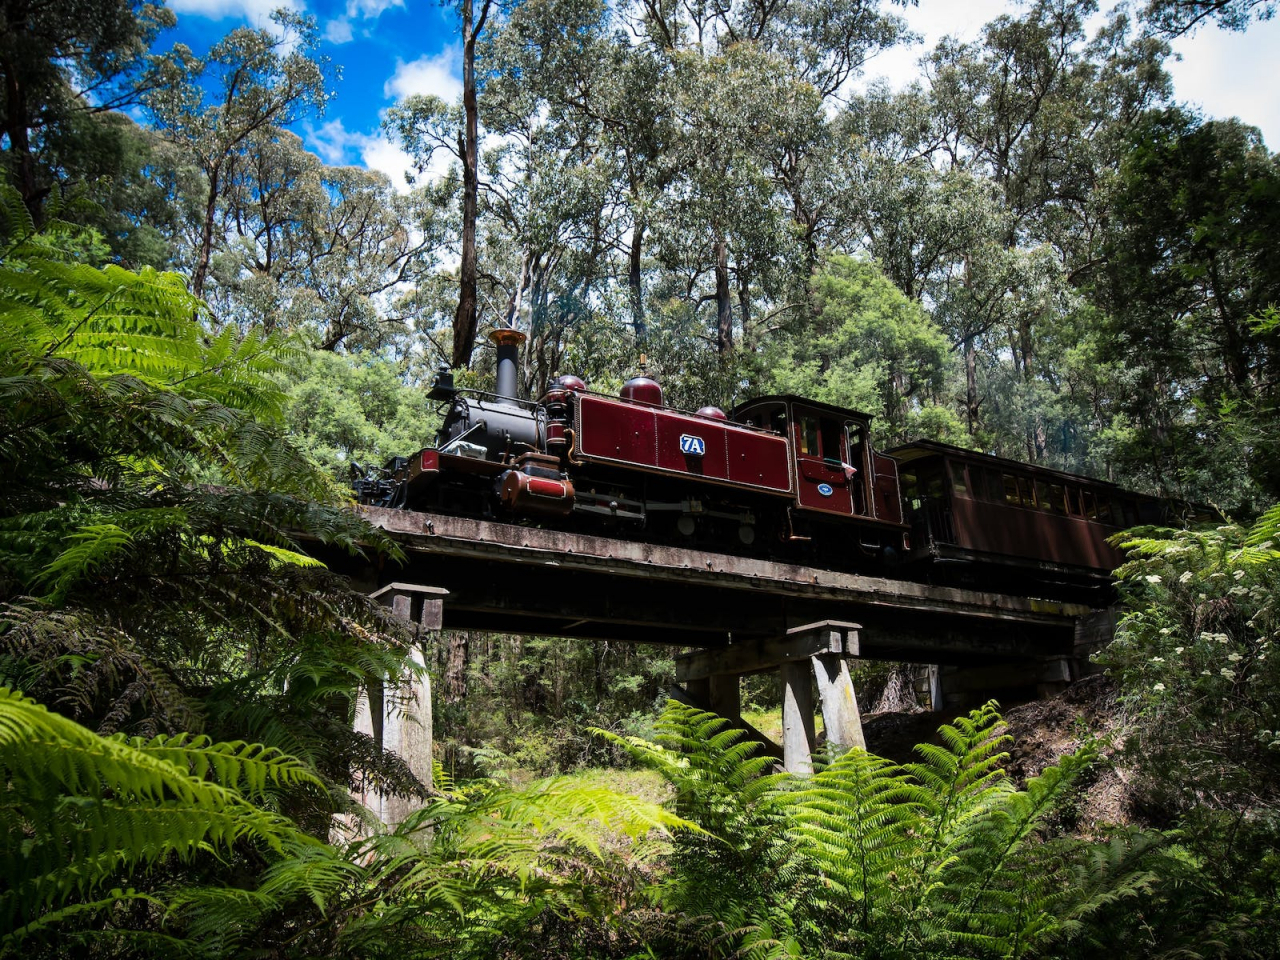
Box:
[793,407,855,515]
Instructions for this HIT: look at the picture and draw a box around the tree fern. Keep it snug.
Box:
[612,699,1165,960]
[0,687,322,938]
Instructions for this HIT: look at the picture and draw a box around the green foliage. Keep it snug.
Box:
[283,350,441,479]
[1095,111,1280,507]
[434,631,676,780]
[0,686,322,945]
[1096,515,1280,956]
[757,254,955,443]
[0,686,688,959]
[1100,518,1280,812]
[602,701,1161,960]
[0,204,420,818]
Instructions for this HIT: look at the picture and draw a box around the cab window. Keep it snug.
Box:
[820,420,843,464]
[798,417,820,456]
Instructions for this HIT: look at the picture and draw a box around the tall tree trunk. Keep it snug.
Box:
[504,248,530,329]
[1207,251,1253,395]
[193,165,221,301]
[2,65,42,223]
[452,0,491,370]
[444,631,469,704]
[629,218,646,342]
[714,238,733,354]
[964,336,980,435]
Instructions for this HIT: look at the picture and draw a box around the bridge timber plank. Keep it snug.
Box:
[360,506,1088,629]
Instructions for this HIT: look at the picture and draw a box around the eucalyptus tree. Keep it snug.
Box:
[384,0,513,370]
[141,11,331,304]
[1094,111,1280,503]
[460,0,666,346]
[413,0,910,369]
[469,0,627,391]
[759,254,954,442]
[0,0,173,220]
[838,0,1171,457]
[199,127,446,350]
[653,43,815,354]
[1141,0,1275,33]
[611,0,910,356]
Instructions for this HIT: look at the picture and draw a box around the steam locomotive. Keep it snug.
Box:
[353,330,1178,599]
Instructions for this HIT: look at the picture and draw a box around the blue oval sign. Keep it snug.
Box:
[817,483,834,497]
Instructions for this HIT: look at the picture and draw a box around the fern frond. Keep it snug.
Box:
[0,688,321,928]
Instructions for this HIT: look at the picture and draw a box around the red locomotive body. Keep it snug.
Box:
[373,341,909,563]
[573,393,792,494]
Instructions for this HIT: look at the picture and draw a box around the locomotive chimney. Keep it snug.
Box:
[489,328,527,405]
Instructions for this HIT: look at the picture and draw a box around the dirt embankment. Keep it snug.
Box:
[861,674,1135,830]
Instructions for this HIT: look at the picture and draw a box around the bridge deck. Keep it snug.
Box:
[327,507,1096,665]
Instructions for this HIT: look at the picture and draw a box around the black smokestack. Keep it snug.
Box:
[489,328,527,405]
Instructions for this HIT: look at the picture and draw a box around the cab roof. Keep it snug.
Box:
[733,395,876,424]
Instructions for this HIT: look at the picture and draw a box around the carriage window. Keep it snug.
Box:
[1066,487,1083,516]
[1051,484,1067,514]
[900,471,919,507]
[1003,474,1022,506]
[798,418,820,456]
[1035,481,1067,514]
[1116,499,1138,527]
[1094,496,1113,524]
[1138,500,1163,524]
[848,424,867,469]
[1034,480,1052,511]
[984,469,1005,503]
[948,461,969,497]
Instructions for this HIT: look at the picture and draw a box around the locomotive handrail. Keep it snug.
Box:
[438,387,545,414]
[438,419,488,455]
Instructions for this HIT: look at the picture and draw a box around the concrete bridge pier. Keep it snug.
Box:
[676,621,865,775]
[355,583,446,826]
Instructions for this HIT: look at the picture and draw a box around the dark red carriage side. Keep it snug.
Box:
[890,440,1183,597]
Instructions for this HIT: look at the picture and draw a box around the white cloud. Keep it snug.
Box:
[323,17,354,44]
[307,118,358,165]
[346,0,405,17]
[384,48,463,104]
[168,0,300,24]
[360,135,428,191]
[1168,19,1280,148]
[303,117,457,192]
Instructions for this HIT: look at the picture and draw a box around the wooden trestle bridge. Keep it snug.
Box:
[316,506,1116,818]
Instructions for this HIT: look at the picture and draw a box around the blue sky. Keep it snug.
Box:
[160,0,1280,189]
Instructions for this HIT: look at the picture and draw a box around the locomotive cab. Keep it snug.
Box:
[734,396,907,556]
